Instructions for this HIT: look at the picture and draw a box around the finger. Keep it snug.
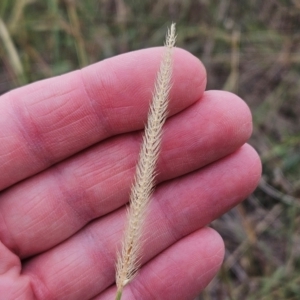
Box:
[97,228,224,300]
[0,241,32,299]
[23,144,261,300]
[0,48,205,190]
[0,241,20,275]
[0,91,252,257]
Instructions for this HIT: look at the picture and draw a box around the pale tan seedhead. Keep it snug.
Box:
[115,23,176,300]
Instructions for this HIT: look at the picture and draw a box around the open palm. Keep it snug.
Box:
[0,48,261,300]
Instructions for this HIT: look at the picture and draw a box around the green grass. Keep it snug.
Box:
[1,1,300,299]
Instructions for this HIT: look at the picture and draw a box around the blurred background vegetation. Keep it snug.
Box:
[1,0,300,299]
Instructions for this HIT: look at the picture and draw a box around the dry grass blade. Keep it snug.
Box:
[0,17,25,84]
[115,23,176,300]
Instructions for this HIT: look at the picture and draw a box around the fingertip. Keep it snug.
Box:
[220,143,261,200]
[191,227,225,276]
[206,90,252,122]
[238,143,262,193]
[200,90,253,147]
[172,47,207,106]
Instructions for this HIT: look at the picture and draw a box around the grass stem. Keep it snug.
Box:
[115,290,122,300]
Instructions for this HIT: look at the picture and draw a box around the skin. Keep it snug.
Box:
[0,48,261,300]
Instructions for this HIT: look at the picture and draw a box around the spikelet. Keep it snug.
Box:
[115,23,176,300]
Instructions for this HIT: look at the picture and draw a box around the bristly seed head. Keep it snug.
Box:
[115,23,176,300]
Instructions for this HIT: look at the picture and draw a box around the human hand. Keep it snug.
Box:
[0,48,261,300]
